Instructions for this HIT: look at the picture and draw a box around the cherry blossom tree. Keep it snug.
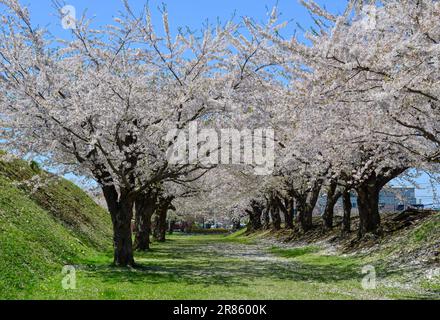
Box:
[2,0,438,252]
[246,0,437,237]
[0,0,244,265]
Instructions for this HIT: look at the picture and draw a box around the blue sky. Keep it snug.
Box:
[23,0,348,39]
[8,0,439,206]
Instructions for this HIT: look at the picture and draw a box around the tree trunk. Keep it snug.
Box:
[284,197,294,229]
[297,200,313,232]
[356,183,381,237]
[270,207,281,230]
[247,201,263,232]
[355,167,407,238]
[342,190,352,235]
[277,196,294,229]
[262,208,270,230]
[322,181,342,230]
[133,191,157,251]
[153,202,168,242]
[103,185,135,267]
[296,182,322,232]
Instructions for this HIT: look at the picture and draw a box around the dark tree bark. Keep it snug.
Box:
[322,180,342,230]
[153,197,174,242]
[284,197,295,229]
[102,185,135,267]
[356,181,381,237]
[276,196,294,229]
[133,191,157,251]
[246,200,263,232]
[262,208,271,230]
[152,208,167,242]
[355,168,407,238]
[296,181,322,232]
[297,199,312,232]
[341,190,352,235]
[270,206,282,230]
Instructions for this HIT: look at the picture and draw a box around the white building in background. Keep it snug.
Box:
[378,187,418,211]
[317,187,419,215]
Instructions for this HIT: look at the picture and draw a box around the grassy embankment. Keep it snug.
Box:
[0,153,112,299]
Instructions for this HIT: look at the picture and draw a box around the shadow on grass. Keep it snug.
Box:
[77,237,398,289]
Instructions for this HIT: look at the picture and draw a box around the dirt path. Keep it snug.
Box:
[133,235,435,300]
[32,234,438,299]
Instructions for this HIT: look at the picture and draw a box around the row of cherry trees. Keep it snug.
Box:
[0,0,273,266]
[236,0,440,237]
[1,0,439,265]
[192,0,439,237]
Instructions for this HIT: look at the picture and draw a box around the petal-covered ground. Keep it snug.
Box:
[28,234,439,300]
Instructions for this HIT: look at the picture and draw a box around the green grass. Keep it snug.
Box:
[11,234,437,300]
[269,246,319,258]
[0,156,112,299]
[1,154,438,300]
[222,228,272,244]
[411,216,440,243]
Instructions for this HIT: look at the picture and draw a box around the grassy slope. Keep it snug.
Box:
[0,155,112,299]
